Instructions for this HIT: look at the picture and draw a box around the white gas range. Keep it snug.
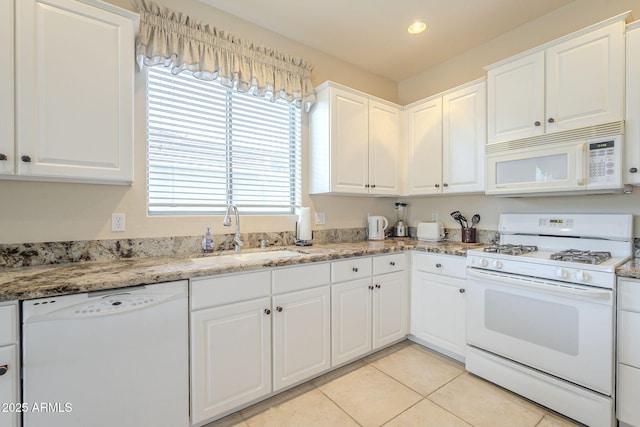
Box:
[465,213,633,427]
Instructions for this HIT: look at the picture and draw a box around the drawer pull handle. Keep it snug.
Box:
[630,167,638,173]
[264,308,271,315]
[368,285,374,290]
[276,306,283,312]
[435,263,442,268]
[375,284,381,289]
[390,261,395,266]
[352,267,358,272]
[0,365,7,376]
[459,288,466,294]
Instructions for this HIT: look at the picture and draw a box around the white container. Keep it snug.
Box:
[368,215,388,240]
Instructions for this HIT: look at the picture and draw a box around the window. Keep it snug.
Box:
[146,66,302,215]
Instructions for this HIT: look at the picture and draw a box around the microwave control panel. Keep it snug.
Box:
[586,135,622,189]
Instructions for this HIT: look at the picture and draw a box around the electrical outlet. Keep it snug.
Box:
[111,213,125,232]
[432,213,438,221]
[315,212,326,225]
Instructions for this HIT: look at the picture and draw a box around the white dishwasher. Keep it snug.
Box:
[22,281,189,427]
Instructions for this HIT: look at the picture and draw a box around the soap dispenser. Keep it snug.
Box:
[202,227,214,253]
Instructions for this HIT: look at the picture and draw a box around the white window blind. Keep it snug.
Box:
[146,66,302,215]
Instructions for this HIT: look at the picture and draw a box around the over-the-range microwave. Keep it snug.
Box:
[485,132,628,196]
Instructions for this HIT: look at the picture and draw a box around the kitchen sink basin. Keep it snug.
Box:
[191,249,305,266]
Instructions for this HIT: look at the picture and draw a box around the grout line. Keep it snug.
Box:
[313,382,364,427]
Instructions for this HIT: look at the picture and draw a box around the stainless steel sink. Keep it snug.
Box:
[191,250,305,266]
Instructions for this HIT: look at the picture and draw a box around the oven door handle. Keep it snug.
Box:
[466,268,612,300]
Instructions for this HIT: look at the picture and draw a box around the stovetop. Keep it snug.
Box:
[482,245,614,265]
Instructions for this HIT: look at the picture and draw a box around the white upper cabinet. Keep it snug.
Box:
[405,79,486,196]
[0,0,13,175]
[487,16,626,144]
[310,81,401,195]
[442,81,486,194]
[625,22,640,185]
[14,0,137,184]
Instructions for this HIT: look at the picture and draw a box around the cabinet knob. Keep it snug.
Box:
[0,365,7,376]
[534,121,541,126]
[365,184,370,188]
[371,184,376,188]
[375,284,381,289]
[443,183,448,187]
[368,285,374,290]
[630,167,638,173]
[389,261,395,266]
[264,308,271,315]
[21,155,32,163]
[276,306,283,312]
[352,267,358,272]
[547,118,555,123]
[0,154,6,161]
[435,263,442,268]
[435,184,440,188]
[459,288,466,294]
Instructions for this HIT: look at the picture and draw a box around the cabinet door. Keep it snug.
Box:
[331,278,372,366]
[272,286,330,391]
[487,51,545,143]
[372,271,408,349]
[0,345,19,427]
[191,297,272,424]
[0,0,13,175]
[411,271,466,359]
[625,25,640,185]
[546,22,624,133]
[618,364,640,426]
[442,81,486,194]
[330,87,369,194]
[369,100,400,195]
[15,0,135,183]
[405,97,442,195]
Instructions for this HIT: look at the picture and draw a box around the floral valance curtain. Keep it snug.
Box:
[133,0,315,111]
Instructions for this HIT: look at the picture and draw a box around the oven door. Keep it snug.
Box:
[466,268,614,395]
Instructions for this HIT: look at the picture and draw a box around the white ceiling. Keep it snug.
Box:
[199,0,575,82]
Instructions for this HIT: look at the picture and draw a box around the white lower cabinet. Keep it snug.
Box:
[617,278,640,426]
[331,254,408,366]
[190,263,330,425]
[0,302,19,427]
[410,252,467,361]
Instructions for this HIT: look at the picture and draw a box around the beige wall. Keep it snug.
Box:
[2,0,640,244]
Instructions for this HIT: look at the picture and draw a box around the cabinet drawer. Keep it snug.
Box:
[191,271,271,310]
[619,279,640,312]
[0,304,17,346]
[372,253,406,275]
[413,252,466,279]
[331,257,372,283]
[619,310,640,367]
[272,262,330,294]
[618,363,640,426]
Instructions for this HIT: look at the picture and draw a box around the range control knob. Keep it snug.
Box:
[491,260,503,269]
[555,268,568,279]
[479,258,489,267]
[575,271,590,282]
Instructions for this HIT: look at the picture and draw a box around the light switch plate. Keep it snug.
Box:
[315,212,326,225]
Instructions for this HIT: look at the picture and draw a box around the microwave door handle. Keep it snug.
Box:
[576,143,586,186]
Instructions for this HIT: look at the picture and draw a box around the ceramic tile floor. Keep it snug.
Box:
[204,341,583,427]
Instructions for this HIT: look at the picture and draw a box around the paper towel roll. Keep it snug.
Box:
[297,207,312,241]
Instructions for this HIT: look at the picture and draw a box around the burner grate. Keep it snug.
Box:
[483,244,538,256]
[550,249,612,264]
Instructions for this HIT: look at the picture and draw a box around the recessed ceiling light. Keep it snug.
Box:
[407,21,427,35]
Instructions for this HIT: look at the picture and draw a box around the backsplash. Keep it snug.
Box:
[0,227,534,269]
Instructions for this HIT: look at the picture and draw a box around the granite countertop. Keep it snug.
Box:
[616,258,640,279]
[0,239,481,302]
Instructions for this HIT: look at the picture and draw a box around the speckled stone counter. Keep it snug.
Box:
[616,258,640,279]
[0,239,481,302]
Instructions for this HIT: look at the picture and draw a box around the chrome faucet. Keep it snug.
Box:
[223,204,243,252]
